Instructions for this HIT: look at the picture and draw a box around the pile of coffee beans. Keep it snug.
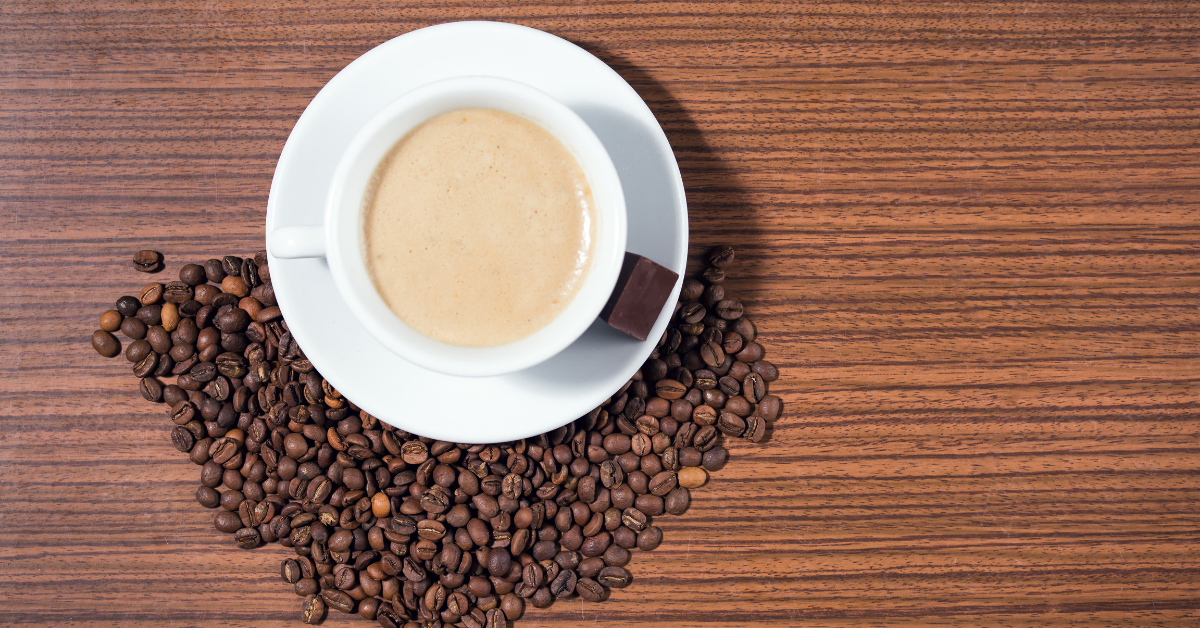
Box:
[90,245,781,627]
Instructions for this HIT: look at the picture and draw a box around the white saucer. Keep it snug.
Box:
[265,22,688,444]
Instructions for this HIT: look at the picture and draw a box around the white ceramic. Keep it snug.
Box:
[267,76,628,377]
[265,21,688,443]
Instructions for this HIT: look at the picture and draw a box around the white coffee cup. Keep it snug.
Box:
[266,76,627,377]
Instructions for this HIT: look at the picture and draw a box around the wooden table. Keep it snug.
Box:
[3,2,1198,626]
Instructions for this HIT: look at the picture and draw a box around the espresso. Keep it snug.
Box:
[363,108,595,347]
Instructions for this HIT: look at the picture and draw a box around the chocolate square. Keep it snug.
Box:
[599,252,679,341]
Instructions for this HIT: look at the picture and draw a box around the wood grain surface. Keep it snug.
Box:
[3,1,1199,626]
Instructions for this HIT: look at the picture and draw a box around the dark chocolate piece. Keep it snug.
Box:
[600,252,679,341]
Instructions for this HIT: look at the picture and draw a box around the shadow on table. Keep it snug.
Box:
[569,41,765,297]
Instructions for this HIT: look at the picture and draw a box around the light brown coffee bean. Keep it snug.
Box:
[139,282,163,305]
[677,466,708,488]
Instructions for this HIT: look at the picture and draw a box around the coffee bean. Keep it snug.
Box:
[484,608,506,628]
[679,301,705,324]
[153,354,174,378]
[654,379,686,400]
[692,405,717,426]
[707,245,735,267]
[580,532,611,557]
[91,330,120,357]
[295,578,319,597]
[630,433,652,457]
[670,367,693,389]
[357,598,378,621]
[202,259,225,283]
[724,395,752,417]
[233,526,262,549]
[196,485,220,508]
[96,310,122,333]
[739,414,766,441]
[599,460,624,489]
[642,359,668,383]
[718,375,740,396]
[733,316,756,341]
[281,559,302,584]
[171,425,195,452]
[194,284,218,306]
[664,486,690,515]
[648,471,677,496]
[213,510,241,533]
[752,359,778,381]
[602,544,631,567]
[177,263,205,286]
[693,425,719,452]
[327,528,353,553]
[677,466,708,488]
[119,316,147,340]
[702,284,724,307]
[133,250,162,272]
[139,282,163,305]
[549,568,576,597]
[299,594,325,624]
[714,299,744,320]
[115,295,141,317]
[612,526,637,549]
[501,592,525,620]
[634,493,663,516]
[321,588,355,614]
[673,422,697,449]
[743,372,767,403]
[222,276,250,298]
[161,384,187,408]
[576,577,606,602]
[597,565,631,588]
[125,338,152,363]
[333,565,357,590]
[620,508,647,532]
[172,317,199,345]
[757,394,782,421]
[218,255,242,277]
[256,305,282,322]
[487,547,511,577]
[219,488,244,511]
[701,266,724,283]
[577,556,604,579]
[636,525,663,551]
[198,461,224,492]
[680,278,704,301]
[240,259,261,289]
[735,341,764,363]
[132,355,158,381]
[162,281,193,304]
[215,308,251,333]
[721,331,744,355]
[702,446,728,471]
[603,433,631,456]
[717,413,746,436]
[700,341,725,368]
[190,362,217,383]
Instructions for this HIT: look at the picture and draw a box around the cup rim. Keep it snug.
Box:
[323,76,627,377]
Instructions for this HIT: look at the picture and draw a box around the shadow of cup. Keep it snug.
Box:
[572,42,766,297]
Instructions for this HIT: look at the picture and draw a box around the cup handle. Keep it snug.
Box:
[267,226,326,259]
